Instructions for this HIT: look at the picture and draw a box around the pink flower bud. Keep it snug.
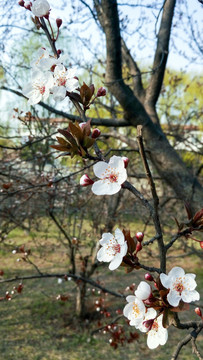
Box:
[79,122,86,130]
[57,49,62,55]
[24,1,32,10]
[144,273,154,282]
[136,232,144,242]
[56,18,62,28]
[18,0,25,6]
[200,241,203,249]
[136,242,142,253]
[122,156,129,168]
[97,87,106,97]
[195,307,202,318]
[80,174,94,187]
[92,128,101,139]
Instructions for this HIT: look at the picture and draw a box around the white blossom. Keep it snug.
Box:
[22,70,54,105]
[51,65,79,101]
[31,0,50,17]
[92,156,127,195]
[160,266,200,307]
[97,228,127,270]
[123,295,146,327]
[146,314,168,349]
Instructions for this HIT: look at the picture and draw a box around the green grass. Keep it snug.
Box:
[0,222,202,360]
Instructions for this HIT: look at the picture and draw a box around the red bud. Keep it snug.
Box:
[195,307,202,318]
[144,273,154,282]
[56,18,62,28]
[18,0,25,6]
[122,156,129,168]
[91,128,101,139]
[24,2,32,10]
[135,232,144,242]
[96,87,106,97]
[200,241,203,249]
[80,174,94,187]
[57,49,62,55]
[143,319,154,331]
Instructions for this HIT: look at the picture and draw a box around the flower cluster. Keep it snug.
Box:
[122,267,200,349]
[22,48,78,105]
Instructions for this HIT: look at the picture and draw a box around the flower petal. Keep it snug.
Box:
[135,281,151,300]
[126,295,136,303]
[160,273,170,289]
[109,255,123,270]
[115,228,125,244]
[167,290,181,307]
[168,266,185,279]
[92,180,121,195]
[99,233,114,245]
[93,162,109,178]
[181,289,200,303]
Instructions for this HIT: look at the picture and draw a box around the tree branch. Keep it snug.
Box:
[145,0,176,106]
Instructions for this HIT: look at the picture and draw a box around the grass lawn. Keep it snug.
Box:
[0,226,202,360]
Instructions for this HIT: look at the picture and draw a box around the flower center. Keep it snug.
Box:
[57,77,66,86]
[132,303,140,316]
[174,280,184,295]
[152,320,158,332]
[108,173,118,183]
[113,243,121,254]
[39,85,45,95]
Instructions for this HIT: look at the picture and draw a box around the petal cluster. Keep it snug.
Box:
[160,266,200,307]
[97,228,127,270]
[92,156,127,195]
[123,281,168,349]
[22,48,78,105]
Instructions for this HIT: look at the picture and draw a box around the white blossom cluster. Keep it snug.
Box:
[22,48,78,105]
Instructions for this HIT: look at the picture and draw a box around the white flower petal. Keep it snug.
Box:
[97,246,114,262]
[160,273,170,289]
[65,78,79,92]
[92,180,121,195]
[114,228,125,245]
[93,162,109,178]
[109,155,125,169]
[126,295,136,303]
[109,255,123,270]
[135,281,151,300]
[167,290,181,307]
[168,266,185,279]
[147,332,160,349]
[120,242,128,257]
[123,302,133,318]
[181,289,200,303]
[99,233,114,245]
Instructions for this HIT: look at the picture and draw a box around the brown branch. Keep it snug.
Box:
[0,273,125,298]
[171,323,203,360]
[1,86,128,128]
[136,125,165,272]
[191,338,203,360]
[145,0,176,106]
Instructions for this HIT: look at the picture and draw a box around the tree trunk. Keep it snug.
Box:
[75,282,87,318]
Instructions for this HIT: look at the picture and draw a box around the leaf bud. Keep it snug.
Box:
[96,87,106,97]
[144,273,154,282]
[91,128,101,139]
[135,232,144,242]
[80,174,94,187]
[56,18,62,28]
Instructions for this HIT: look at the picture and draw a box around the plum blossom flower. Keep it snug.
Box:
[160,266,200,307]
[97,228,127,270]
[51,65,79,101]
[91,156,127,195]
[22,70,54,105]
[146,314,168,349]
[123,295,146,327]
[31,0,50,17]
